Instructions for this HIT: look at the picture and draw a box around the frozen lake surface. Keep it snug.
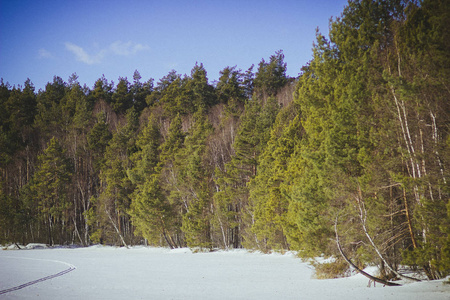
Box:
[1,245,449,299]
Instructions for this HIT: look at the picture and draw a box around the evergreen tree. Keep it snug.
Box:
[6,79,36,132]
[129,173,177,248]
[95,109,137,246]
[92,75,113,104]
[216,66,247,117]
[246,103,301,251]
[216,66,246,104]
[127,114,163,246]
[213,97,279,248]
[185,63,216,110]
[159,113,185,163]
[112,77,133,113]
[34,76,67,140]
[30,137,72,245]
[384,0,450,279]
[178,109,214,249]
[146,70,183,115]
[157,113,186,247]
[127,114,161,186]
[87,112,112,173]
[64,74,93,245]
[131,70,153,113]
[242,65,255,99]
[254,50,288,97]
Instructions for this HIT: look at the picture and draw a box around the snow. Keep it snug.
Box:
[24,243,50,250]
[0,246,449,299]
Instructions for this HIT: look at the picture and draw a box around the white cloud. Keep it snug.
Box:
[65,41,149,65]
[38,48,53,59]
[110,41,150,56]
[65,42,104,65]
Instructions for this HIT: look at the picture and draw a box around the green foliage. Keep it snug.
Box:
[30,137,72,244]
[95,108,138,245]
[111,77,132,113]
[254,50,288,97]
[214,96,280,249]
[245,105,301,251]
[92,75,113,103]
[5,79,36,130]
[216,66,247,106]
[0,182,37,245]
[185,63,217,110]
[177,109,214,249]
[84,196,102,243]
[283,0,450,279]
[312,258,350,279]
[127,114,161,185]
[159,113,185,163]
[88,113,112,172]
[147,66,216,117]
[129,174,176,246]
[34,76,67,137]
[131,70,153,113]
[0,79,36,170]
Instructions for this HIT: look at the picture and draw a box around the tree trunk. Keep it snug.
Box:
[105,208,128,248]
[334,219,401,287]
[356,190,420,282]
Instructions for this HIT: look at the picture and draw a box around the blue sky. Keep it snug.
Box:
[0,0,348,91]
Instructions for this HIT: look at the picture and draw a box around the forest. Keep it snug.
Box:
[0,0,449,281]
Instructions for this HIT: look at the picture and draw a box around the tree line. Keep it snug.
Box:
[1,0,448,281]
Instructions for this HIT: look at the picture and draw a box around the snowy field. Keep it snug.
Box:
[1,245,449,299]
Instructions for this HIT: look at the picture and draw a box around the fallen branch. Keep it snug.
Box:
[334,219,401,287]
[356,190,421,282]
[105,207,129,248]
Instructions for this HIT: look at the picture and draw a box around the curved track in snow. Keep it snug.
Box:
[0,256,76,295]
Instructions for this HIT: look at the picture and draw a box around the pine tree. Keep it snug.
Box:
[216,66,246,105]
[129,173,177,248]
[65,74,93,246]
[129,113,186,247]
[384,0,450,279]
[157,113,186,247]
[92,75,113,104]
[131,70,153,113]
[127,114,161,186]
[34,76,67,139]
[111,77,133,113]
[87,112,112,173]
[6,79,36,132]
[127,113,163,245]
[246,103,301,251]
[178,109,214,249]
[213,97,279,248]
[186,63,216,110]
[254,50,288,97]
[159,113,185,163]
[31,137,72,245]
[95,109,137,246]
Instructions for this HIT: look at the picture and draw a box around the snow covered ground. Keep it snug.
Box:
[1,245,449,299]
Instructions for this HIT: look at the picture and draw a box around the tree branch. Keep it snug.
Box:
[105,207,128,248]
[334,216,402,286]
[356,190,420,282]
